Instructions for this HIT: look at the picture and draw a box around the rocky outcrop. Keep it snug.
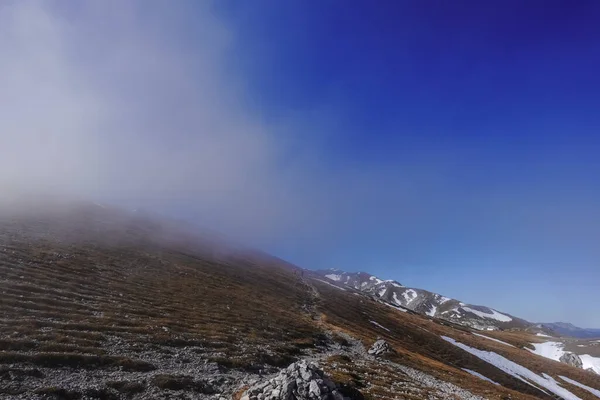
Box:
[241,360,349,400]
[368,339,392,357]
[559,352,583,369]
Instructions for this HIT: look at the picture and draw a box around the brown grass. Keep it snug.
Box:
[0,352,155,371]
[151,374,214,393]
[0,217,321,379]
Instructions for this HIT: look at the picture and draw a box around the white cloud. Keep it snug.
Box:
[0,1,338,244]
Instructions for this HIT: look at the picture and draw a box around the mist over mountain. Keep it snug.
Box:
[2,1,600,327]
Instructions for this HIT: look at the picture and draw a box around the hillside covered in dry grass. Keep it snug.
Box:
[1,202,599,399]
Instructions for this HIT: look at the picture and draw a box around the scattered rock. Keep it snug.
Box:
[106,380,146,396]
[559,352,583,369]
[242,360,353,400]
[367,339,392,357]
[151,374,215,393]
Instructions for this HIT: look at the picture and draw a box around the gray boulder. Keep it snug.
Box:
[559,352,583,369]
[368,339,392,357]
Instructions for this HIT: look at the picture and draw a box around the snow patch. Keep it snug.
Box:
[438,296,451,304]
[378,287,387,297]
[461,368,499,385]
[370,320,391,332]
[461,306,512,322]
[325,274,342,281]
[442,336,582,400]
[528,342,565,361]
[314,279,347,291]
[536,333,553,338]
[381,301,408,312]
[402,289,418,304]
[527,342,600,375]
[426,305,437,317]
[473,333,515,348]
[559,376,600,398]
[580,354,600,374]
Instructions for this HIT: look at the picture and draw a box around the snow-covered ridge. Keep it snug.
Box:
[314,268,524,331]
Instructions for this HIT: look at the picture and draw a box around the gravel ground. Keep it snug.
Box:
[2,328,486,400]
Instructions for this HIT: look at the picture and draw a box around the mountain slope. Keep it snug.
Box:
[1,202,599,399]
[315,269,530,331]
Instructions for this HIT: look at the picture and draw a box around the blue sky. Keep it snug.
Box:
[1,1,599,326]
[214,1,600,326]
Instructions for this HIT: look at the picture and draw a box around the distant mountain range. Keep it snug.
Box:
[312,268,531,332]
[538,322,600,339]
[313,269,600,338]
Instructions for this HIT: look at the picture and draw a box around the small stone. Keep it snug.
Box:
[368,339,392,356]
